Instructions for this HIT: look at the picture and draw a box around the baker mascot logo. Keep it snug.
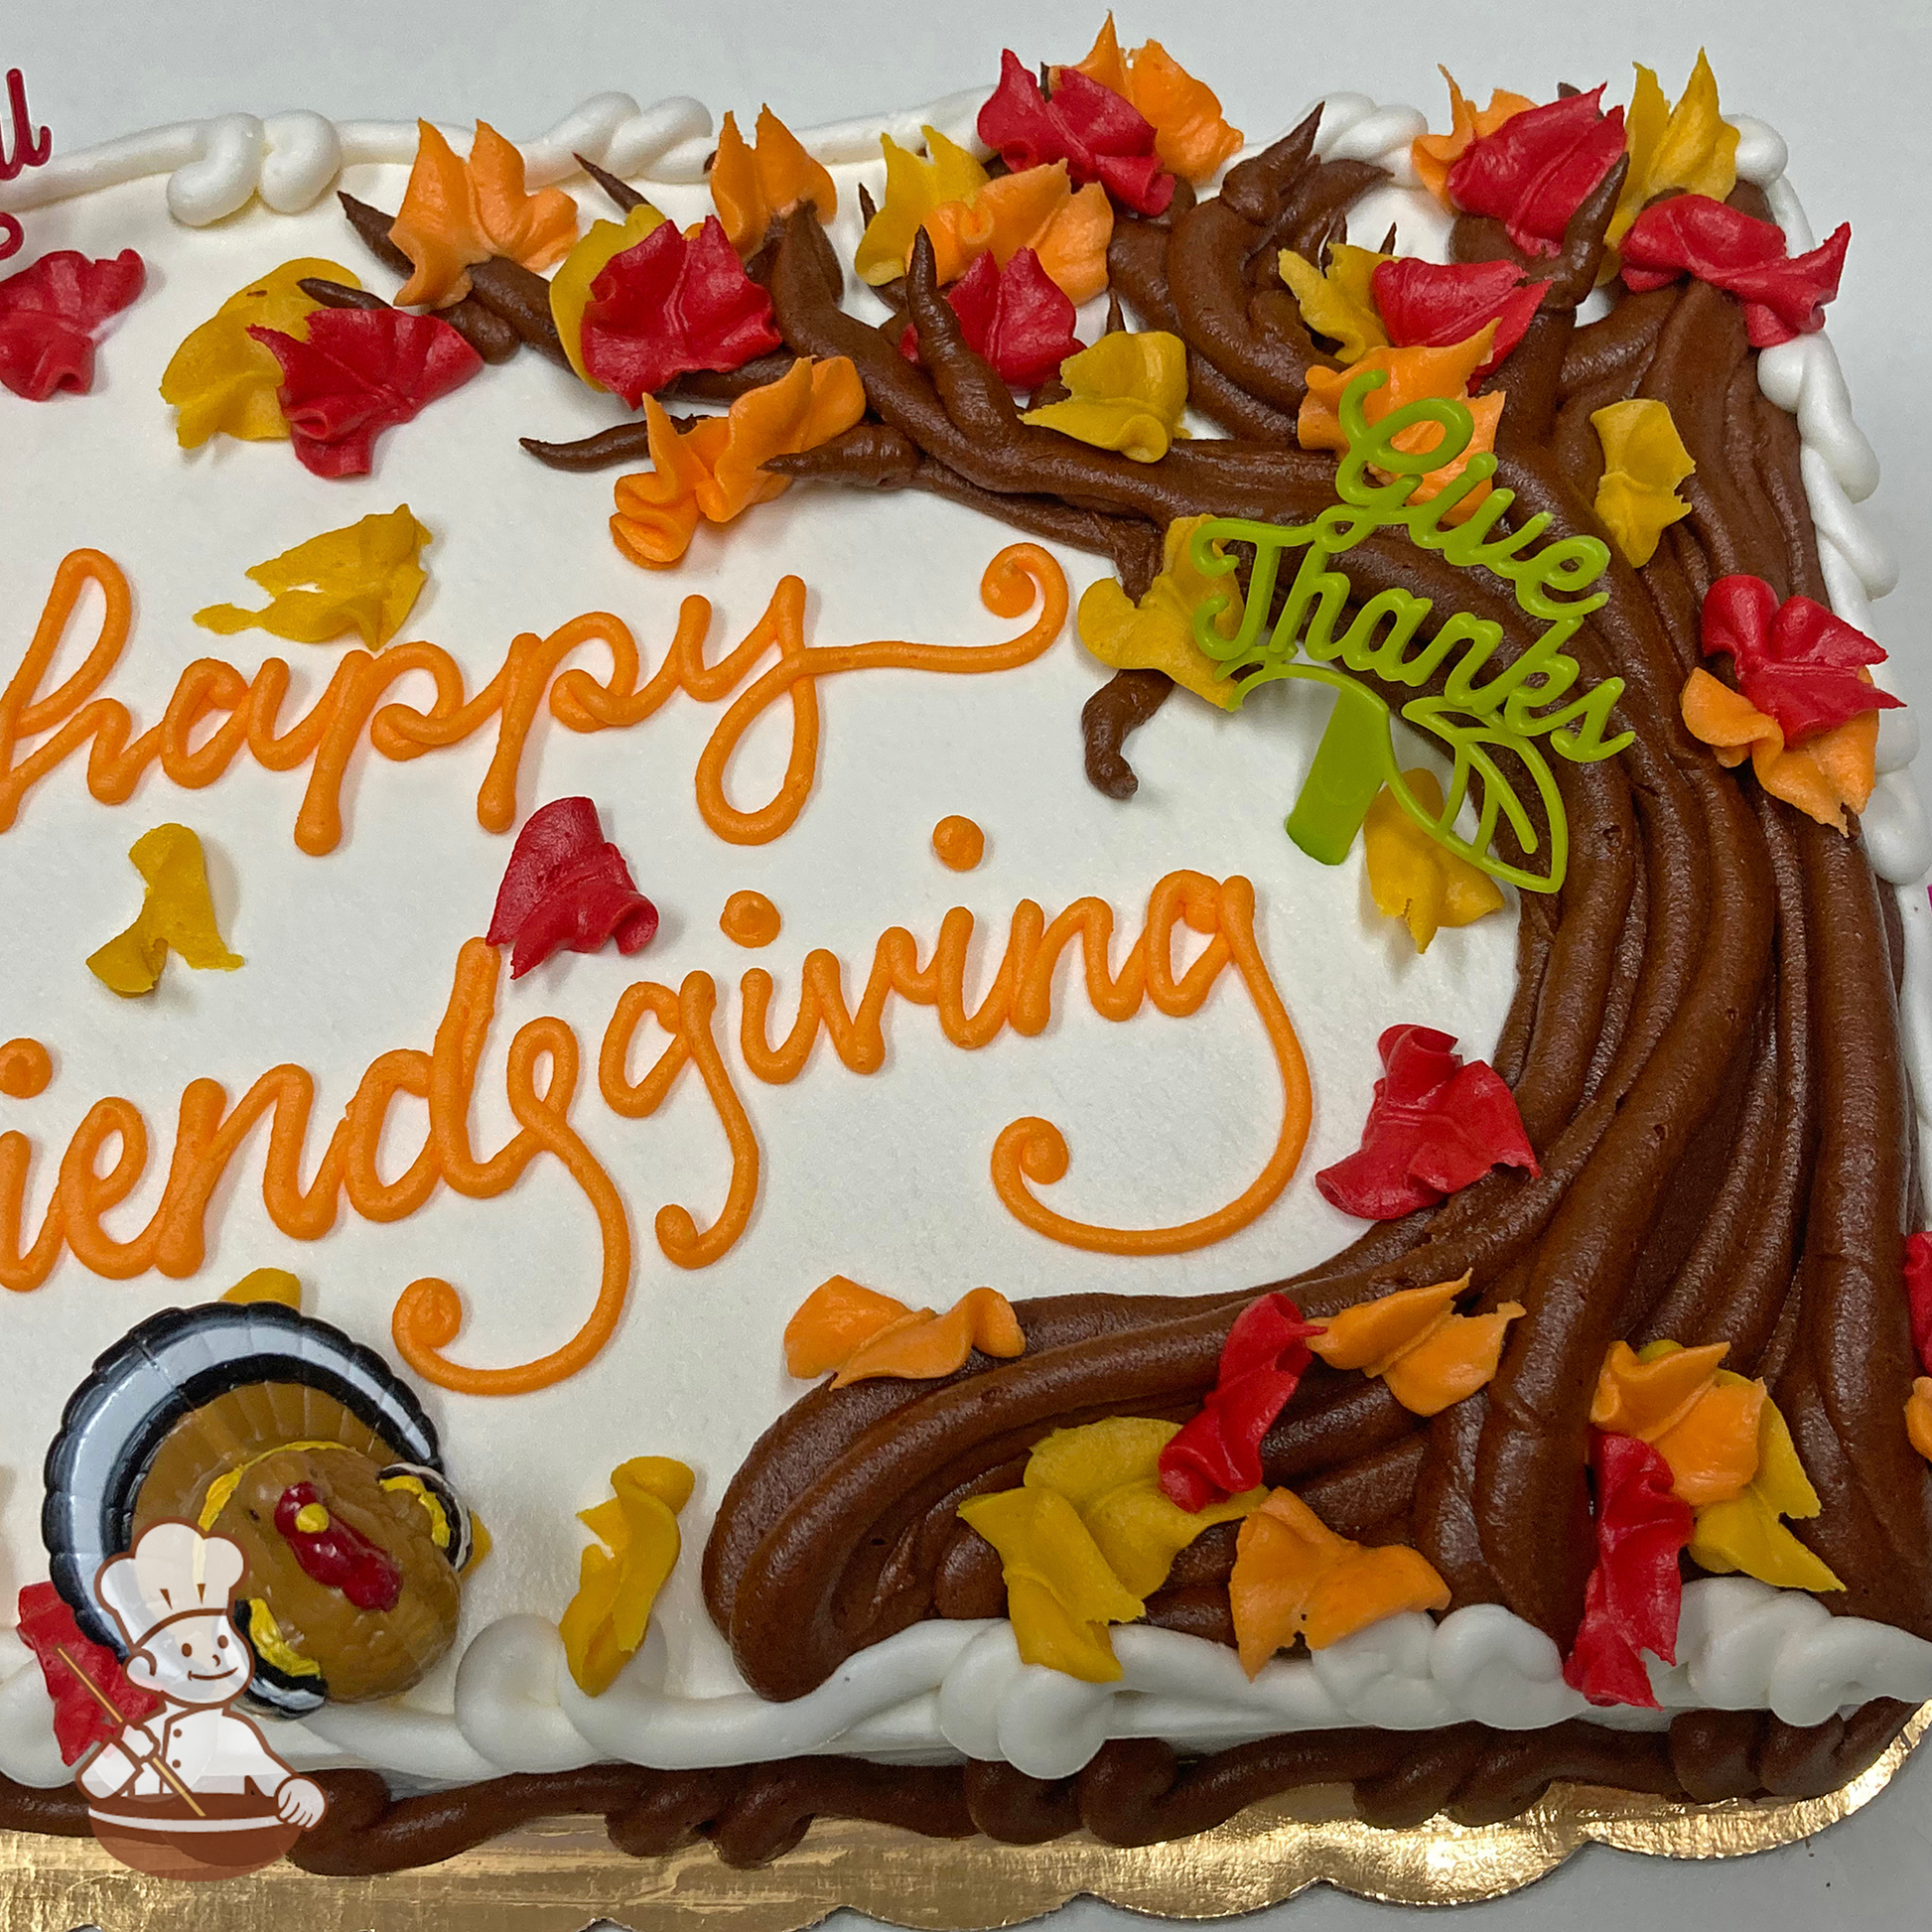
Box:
[73,1520,327,1881]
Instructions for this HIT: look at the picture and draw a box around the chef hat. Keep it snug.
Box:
[96,1522,245,1649]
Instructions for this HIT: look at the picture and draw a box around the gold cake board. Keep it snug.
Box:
[3,1708,1921,1932]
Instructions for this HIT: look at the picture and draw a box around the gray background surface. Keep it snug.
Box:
[7,1,1930,1925]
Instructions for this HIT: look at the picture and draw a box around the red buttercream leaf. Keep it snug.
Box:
[897,246,1083,388]
[977,49,1173,217]
[1701,574,1901,745]
[1904,1232,1932,1376]
[486,795,659,980]
[1158,1293,1324,1511]
[249,307,482,479]
[16,1582,163,1764]
[1446,86,1626,258]
[1371,257,1542,384]
[1563,1433,1694,1709]
[1620,196,1850,347]
[0,248,145,401]
[581,215,782,408]
[1316,1025,1539,1221]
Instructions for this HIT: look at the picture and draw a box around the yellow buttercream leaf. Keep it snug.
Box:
[1076,514,1244,709]
[1023,330,1188,462]
[957,1486,1142,1682]
[1024,1416,1260,1598]
[462,1513,492,1576]
[1590,398,1695,567]
[1645,1360,1841,1591]
[86,824,242,998]
[1688,1381,1840,1592]
[560,1455,693,1695]
[1689,1488,1844,1593]
[159,258,358,449]
[854,127,991,284]
[220,1268,301,1309]
[1745,1382,1822,1521]
[1362,767,1506,952]
[1610,52,1739,249]
[194,505,433,649]
[549,204,669,385]
[958,1415,1264,1681]
[1278,244,1391,364]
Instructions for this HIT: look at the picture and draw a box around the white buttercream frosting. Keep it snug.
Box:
[0,88,991,223]
[4,1576,1927,1787]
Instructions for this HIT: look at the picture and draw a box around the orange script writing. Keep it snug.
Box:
[0,545,1067,855]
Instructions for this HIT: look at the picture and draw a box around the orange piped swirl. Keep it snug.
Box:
[988,875,1311,1255]
[693,543,1067,846]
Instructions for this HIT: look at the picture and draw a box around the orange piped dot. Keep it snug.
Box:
[721,890,781,948]
[932,815,985,871]
[0,1039,52,1100]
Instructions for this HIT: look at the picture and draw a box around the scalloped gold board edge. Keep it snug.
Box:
[0,1707,1921,1932]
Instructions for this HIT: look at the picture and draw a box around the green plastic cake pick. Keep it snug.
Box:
[1185,370,1632,894]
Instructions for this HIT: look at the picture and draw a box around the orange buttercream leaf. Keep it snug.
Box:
[610,398,710,567]
[1311,1279,1461,1375]
[391,120,579,308]
[1066,17,1243,183]
[1228,1488,1346,1675]
[609,355,865,568]
[1068,15,1131,94]
[783,1275,911,1378]
[782,1275,1025,1386]
[1680,667,1879,832]
[1300,331,1501,516]
[1412,69,1535,207]
[1655,1372,1765,1506]
[467,122,578,275]
[391,121,489,308]
[924,162,1114,304]
[835,1287,1026,1387]
[1309,1274,1523,1417]
[711,108,837,257]
[1680,665,1768,766]
[1590,1339,1728,1441]
[702,353,865,515]
[1229,1488,1448,1676]
[1382,1302,1524,1417]
[1303,1543,1453,1651]
[1592,1339,1765,1504]
[1908,1378,1932,1463]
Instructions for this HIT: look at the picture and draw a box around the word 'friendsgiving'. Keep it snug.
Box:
[1,870,1310,1396]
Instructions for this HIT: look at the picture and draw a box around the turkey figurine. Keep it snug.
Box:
[43,1278,479,1716]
